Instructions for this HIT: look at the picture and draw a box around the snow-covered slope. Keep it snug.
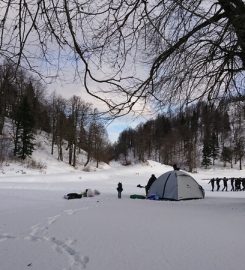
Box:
[0,126,110,176]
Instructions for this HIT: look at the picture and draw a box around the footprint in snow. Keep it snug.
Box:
[47,215,61,225]
[49,237,89,268]
[0,233,16,242]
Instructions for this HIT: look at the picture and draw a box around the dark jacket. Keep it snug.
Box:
[146,174,157,192]
[117,182,123,192]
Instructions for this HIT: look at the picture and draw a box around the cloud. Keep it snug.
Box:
[47,77,154,143]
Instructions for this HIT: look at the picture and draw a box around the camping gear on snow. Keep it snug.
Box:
[81,188,98,197]
[94,189,101,195]
[130,194,146,199]
[147,194,160,200]
[64,189,101,199]
[84,189,94,197]
[64,193,82,200]
[147,170,205,201]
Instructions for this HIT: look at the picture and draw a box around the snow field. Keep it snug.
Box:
[0,160,245,270]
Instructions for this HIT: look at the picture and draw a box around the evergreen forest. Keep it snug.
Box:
[114,99,245,172]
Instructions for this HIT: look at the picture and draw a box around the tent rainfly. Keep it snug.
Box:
[148,170,205,201]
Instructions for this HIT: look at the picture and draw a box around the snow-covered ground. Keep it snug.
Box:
[0,160,245,270]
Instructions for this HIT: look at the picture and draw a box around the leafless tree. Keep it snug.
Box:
[50,94,67,160]
[67,95,92,167]
[1,0,245,115]
[78,102,92,153]
[0,62,16,133]
[84,109,109,167]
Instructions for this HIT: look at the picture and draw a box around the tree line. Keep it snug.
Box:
[114,100,245,171]
[0,61,112,167]
[1,60,244,171]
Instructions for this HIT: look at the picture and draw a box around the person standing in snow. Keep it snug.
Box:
[242,178,245,191]
[145,174,157,196]
[222,177,228,191]
[173,164,180,170]
[235,178,241,191]
[216,178,221,191]
[117,182,123,199]
[208,178,215,191]
[230,178,235,191]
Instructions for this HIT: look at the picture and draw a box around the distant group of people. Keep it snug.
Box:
[208,177,245,192]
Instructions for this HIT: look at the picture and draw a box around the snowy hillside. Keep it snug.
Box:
[0,124,110,177]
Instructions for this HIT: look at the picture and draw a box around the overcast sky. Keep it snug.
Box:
[0,0,159,144]
[48,78,151,143]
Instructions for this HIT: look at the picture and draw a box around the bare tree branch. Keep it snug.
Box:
[0,0,244,115]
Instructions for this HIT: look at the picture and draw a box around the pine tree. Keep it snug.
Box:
[210,132,219,165]
[14,95,35,159]
[201,131,212,168]
[221,146,233,167]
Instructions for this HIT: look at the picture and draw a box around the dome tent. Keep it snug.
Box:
[148,170,205,201]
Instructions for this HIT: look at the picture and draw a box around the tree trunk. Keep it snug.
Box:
[51,118,56,155]
[218,0,245,66]
[57,137,63,161]
[96,154,99,168]
[0,115,4,135]
[13,121,20,156]
[84,152,90,167]
[68,143,73,165]
[72,143,76,167]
